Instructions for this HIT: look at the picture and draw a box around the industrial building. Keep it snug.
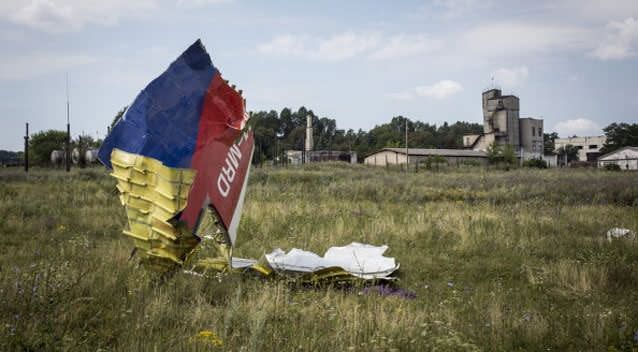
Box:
[463,89,544,160]
[364,88,544,167]
[597,147,638,170]
[554,135,607,162]
[285,115,357,165]
[286,150,357,165]
[363,148,488,166]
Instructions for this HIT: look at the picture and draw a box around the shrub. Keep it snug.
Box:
[523,158,548,169]
[603,163,622,171]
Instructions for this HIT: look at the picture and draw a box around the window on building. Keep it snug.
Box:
[589,145,598,149]
[576,146,583,150]
[538,127,542,135]
[532,127,535,136]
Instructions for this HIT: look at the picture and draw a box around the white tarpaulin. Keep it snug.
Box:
[262,242,399,279]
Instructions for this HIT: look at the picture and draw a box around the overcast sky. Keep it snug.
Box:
[1,0,637,150]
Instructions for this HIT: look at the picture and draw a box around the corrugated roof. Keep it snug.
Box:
[379,148,487,157]
[598,146,638,160]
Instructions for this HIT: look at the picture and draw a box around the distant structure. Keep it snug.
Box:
[598,146,638,170]
[305,114,314,152]
[554,135,606,162]
[286,150,357,165]
[463,89,543,160]
[50,150,66,167]
[364,148,488,167]
[285,115,357,165]
[71,148,100,166]
[365,89,544,167]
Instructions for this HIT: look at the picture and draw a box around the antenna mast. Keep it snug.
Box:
[65,74,71,172]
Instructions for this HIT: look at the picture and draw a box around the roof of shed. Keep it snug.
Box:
[598,146,638,160]
[376,148,488,158]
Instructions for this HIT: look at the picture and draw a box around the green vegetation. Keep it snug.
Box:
[543,132,559,155]
[601,123,638,154]
[249,107,482,162]
[28,130,68,165]
[486,142,516,168]
[1,165,637,351]
[556,144,580,163]
[604,164,622,172]
[523,158,548,169]
[24,130,102,166]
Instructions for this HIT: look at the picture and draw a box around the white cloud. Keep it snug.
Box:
[258,32,441,62]
[257,34,308,57]
[0,0,157,32]
[415,80,463,99]
[390,80,463,100]
[550,0,638,22]
[553,118,601,137]
[491,66,529,88]
[314,33,379,61]
[257,32,379,62]
[387,91,415,101]
[177,0,232,7]
[432,0,493,18]
[591,17,638,60]
[369,34,441,60]
[0,52,97,80]
[462,22,591,59]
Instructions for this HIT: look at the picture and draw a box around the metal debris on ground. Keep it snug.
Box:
[606,228,636,242]
[98,39,400,284]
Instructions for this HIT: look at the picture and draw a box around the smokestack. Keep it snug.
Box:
[305,114,313,152]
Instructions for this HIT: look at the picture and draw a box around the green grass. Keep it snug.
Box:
[0,165,637,351]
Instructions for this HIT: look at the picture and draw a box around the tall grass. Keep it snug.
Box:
[0,165,637,351]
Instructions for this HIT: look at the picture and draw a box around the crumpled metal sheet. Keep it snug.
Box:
[110,148,199,270]
[263,243,399,280]
[99,39,253,272]
[99,40,401,282]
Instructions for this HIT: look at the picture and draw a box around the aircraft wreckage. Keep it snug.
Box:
[98,40,399,283]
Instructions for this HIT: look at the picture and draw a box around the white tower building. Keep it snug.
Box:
[305,114,314,152]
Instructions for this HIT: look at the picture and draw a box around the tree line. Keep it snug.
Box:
[249,106,483,163]
[3,105,635,167]
[0,130,103,166]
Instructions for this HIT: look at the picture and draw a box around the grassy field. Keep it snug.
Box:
[1,164,637,351]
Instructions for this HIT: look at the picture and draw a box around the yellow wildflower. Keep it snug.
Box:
[194,330,223,347]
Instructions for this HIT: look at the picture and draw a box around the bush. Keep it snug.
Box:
[603,163,622,171]
[523,158,548,169]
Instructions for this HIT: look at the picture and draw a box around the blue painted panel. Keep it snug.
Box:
[99,39,217,169]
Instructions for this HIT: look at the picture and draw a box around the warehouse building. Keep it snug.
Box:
[363,148,488,167]
[597,147,638,170]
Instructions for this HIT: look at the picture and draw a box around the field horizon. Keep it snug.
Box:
[1,164,637,351]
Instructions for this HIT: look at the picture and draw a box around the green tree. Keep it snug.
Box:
[501,144,516,167]
[556,144,579,163]
[523,157,548,169]
[110,106,128,130]
[600,122,638,154]
[29,130,67,165]
[425,155,446,171]
[486,142,501,164]
[543,132,559,154]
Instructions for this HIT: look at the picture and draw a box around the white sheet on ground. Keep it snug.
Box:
[231,257,257,268]
[263,242,399,279]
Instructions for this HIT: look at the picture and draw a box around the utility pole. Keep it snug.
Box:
[405,118,409,174]
[65,74,71,172]
[329,135,332,162]
[24,123,29,173]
